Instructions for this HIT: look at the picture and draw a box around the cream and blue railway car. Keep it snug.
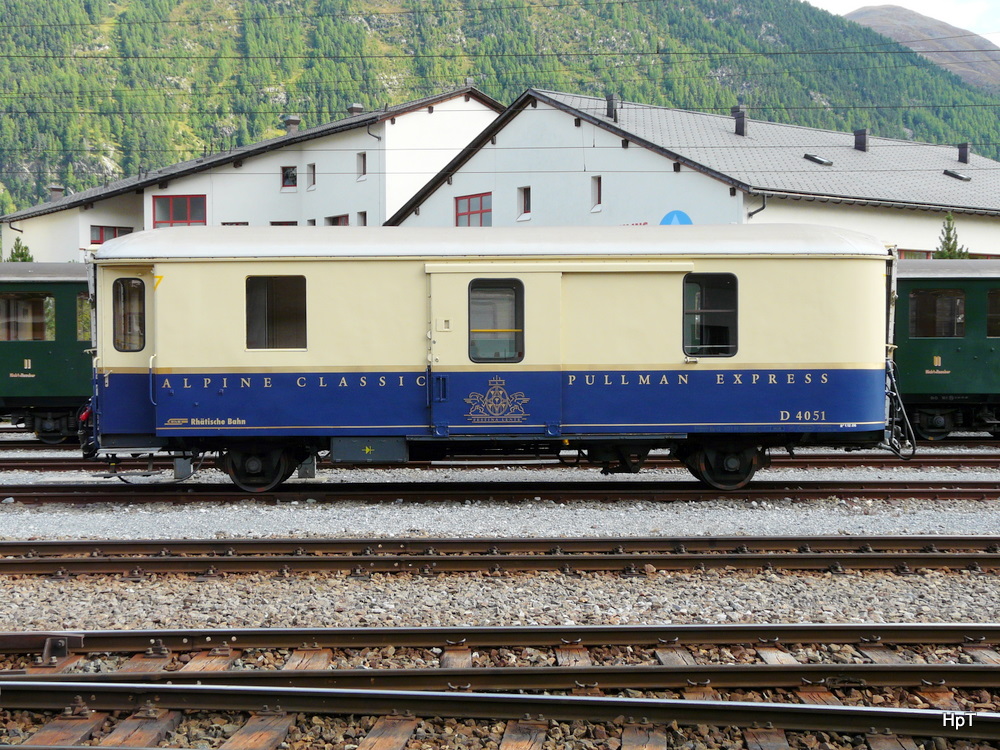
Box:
[87,224,897,491]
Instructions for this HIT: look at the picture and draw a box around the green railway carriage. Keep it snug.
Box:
[894,259,1000,439]
[0,263,92,442]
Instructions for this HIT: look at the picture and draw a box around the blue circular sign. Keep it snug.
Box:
[659,210,693,225]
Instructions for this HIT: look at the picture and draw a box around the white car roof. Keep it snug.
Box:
[95,224,890,261]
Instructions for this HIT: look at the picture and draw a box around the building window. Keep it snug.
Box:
[456,193,492,227]
[221,222,249,226]
[469,279,523,362]
[357,211,368,227]
[989,290,1000,337]
[307,163,316,188]
[909,289,965,337]
[90,226,132,244]
[591,176,602,209]
[325,215,349,226]
[153,195,206,228]
[270,221,298,226]
[357,152,367,179]
[112,278,145,352]
[0,293,55,341]
[517,186,531,218]
[683,273,737,357]
[281,166,297,188]
[246,276,307,349]
[77,292,91,342]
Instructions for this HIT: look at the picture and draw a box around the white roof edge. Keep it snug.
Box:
[0,262,88,282]
[96,225,890,261]
[897,259,1000,278]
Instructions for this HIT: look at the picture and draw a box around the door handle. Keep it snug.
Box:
[148,354,157,406]
[433,375,448,402]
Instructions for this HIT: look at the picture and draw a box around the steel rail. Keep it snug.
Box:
[0,550,998,575]
[5,452,1000,472]
[1,534,998,557]
[2,623,998,653]
[5,663,1000,690]
[1,683,998,739]
[1,479,1000,504]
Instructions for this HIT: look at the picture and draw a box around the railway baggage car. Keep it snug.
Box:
[0,263,91,442]
[84,224,905,490]
[895,259,1000,439]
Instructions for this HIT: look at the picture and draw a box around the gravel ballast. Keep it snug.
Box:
[1,448,999,633]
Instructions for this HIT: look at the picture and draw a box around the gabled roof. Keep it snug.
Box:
[387,88,1000,224]
[2,87,503,224]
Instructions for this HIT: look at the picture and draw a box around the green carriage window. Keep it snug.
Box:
[0,293,55,341]
[988,290,1000,338]
[113,278,145,352]
[683,273,738,357]
[469,279,523,362]
[909,289,964,338]
[246,276,307,349]
[77,292,92,342]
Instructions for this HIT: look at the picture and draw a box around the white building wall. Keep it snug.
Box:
[298,125,385,226]
[399,102,742,228]
[125,97,499,230]
[752,200,1000,257]
[141,152,309,229]
[2,94,500,259]
[1,211,80,263]
[134,127,390,229]
[383,96,499,221]
[78,193,145,250]
[1,191,138,263]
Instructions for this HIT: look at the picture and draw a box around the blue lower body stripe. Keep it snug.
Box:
[96,367,886,438]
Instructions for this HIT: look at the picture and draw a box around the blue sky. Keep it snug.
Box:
[805,1,1000,47]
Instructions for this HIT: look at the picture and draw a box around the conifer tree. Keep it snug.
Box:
[934,213,969,259]
[6,236,33,262]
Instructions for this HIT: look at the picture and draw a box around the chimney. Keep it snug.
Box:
[347,103,364,116]
[854,128,869,152]
[47,184,65,201]
[605,94,619,122]
[284,116,301,135]
[732,105,747,136]
[958,142,971,164]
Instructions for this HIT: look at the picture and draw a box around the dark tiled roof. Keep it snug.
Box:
[387,88,1000,224]
[537,90,1000,213]
[2,87,503,223]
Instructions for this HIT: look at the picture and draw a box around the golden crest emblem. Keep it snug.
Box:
[465,377,530,423]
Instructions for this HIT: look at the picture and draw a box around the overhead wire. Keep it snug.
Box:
[0,0,995,109]
[1,0,998,180]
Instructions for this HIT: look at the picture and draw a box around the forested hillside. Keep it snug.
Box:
[3,0,1000,212]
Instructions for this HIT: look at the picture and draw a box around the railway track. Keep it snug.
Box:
[2,624,1000,743]
[1,535,1000,576]
[2,449,1000,472]
[0,478,999,505]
